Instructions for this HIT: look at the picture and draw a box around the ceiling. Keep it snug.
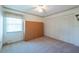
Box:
[3,5,79,17]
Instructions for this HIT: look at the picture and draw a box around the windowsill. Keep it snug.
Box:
[6,31,23,33]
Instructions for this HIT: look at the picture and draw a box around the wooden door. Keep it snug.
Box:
[24,21,44,40]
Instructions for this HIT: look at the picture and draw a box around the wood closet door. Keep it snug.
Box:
[25,21,44,40]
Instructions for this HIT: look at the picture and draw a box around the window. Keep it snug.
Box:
[6,17,23,32]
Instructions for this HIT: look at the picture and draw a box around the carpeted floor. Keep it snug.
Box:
[1,36,79,53]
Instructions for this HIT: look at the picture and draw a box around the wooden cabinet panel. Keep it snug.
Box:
[24,21,44,40]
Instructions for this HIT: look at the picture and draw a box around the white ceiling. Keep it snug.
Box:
[3,5,79,17]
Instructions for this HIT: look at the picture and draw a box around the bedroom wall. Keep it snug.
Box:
[3,8,44,22]
[3,8,44,44]
[25,14,43,22]
[24,14,44,40]
[0,6,3,50]
[44,7,79,47]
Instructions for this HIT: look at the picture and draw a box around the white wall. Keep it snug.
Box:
[0,6,3,50]
[3,8,44,44]
[44,7,79,47]
[3,7,44,22]
[3,15,43,44]
[25,14,43,22]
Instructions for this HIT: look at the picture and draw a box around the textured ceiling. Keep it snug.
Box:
[3,5,79,17]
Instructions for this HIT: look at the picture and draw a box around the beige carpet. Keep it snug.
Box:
[1,36,79,53]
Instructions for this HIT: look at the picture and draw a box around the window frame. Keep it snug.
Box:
[4,13,24,33]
